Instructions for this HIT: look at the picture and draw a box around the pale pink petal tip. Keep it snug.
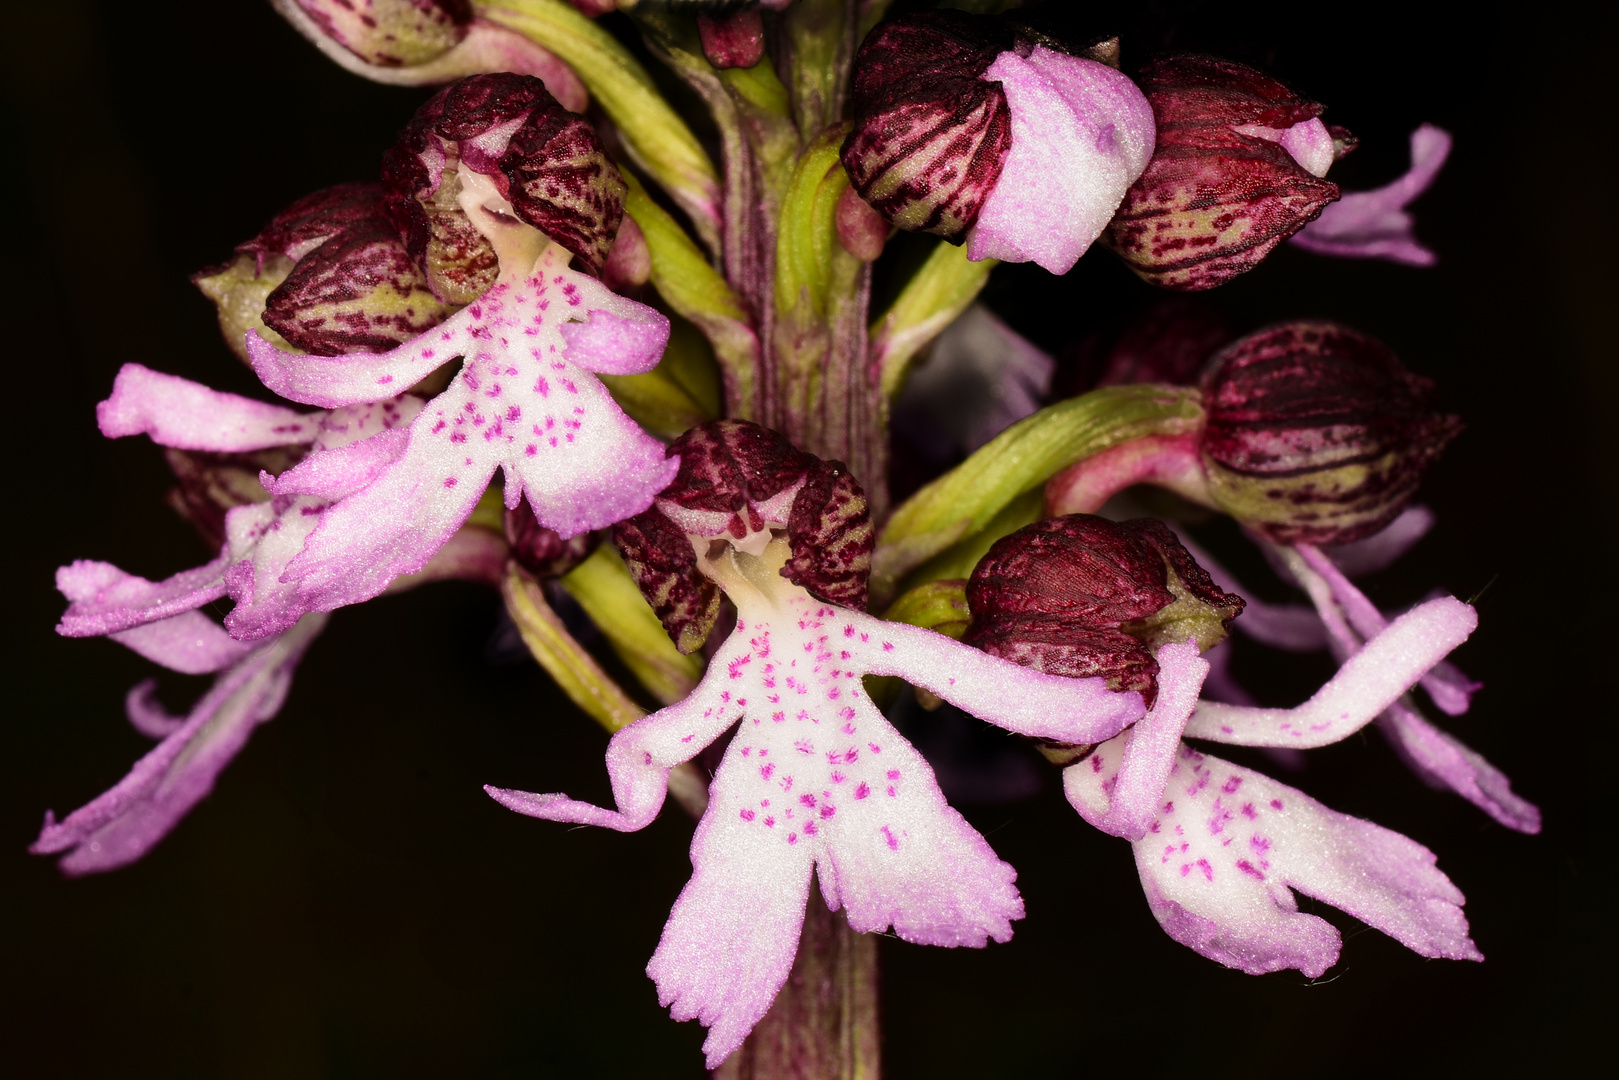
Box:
[1291,123,1453,264]
[967,47,1155,274]
[1064,641,1208,840]
[1113,743,1481,975]
[31,616,326,875]
[97,364,320,450]
[1379,703,1541,834]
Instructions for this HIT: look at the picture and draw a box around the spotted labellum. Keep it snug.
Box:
[842,11,1154,274]
[1101,54,1350,290]
[487,421,1150,1067]
[967,514,1484,975]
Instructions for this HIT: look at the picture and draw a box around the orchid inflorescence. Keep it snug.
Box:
[39,1,1527,1072]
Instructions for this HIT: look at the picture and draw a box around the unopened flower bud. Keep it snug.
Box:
[505,494,600,577]
[1199,322,1462,543]
[192,182,454,359]
[382,73,627,297]
[964,514,1243,706]
[615,420,874,652]
[1101,54,1349,290]
[842,12,1154,274]
[696,6,765,70]
[271,0,588,108]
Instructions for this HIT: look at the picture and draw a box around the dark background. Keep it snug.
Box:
[2,1,1610,1076]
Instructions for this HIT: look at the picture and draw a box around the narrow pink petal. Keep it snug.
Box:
[248,302,476,408]
[1298,544,1479,715]
[968,48,1153,273]
[554,274,671,375]
[846,610,1146,742]
[1063,641,1207,840]
[647,750,817,1071]
[1093,742,1481,974]
[1184,596,1477,747]
[1378,701,1541,834]
[108,611,254,675]
[1290,124,1453,264]
[486,673,745,832]
[97,364,321,450]
[1322,505,1435,577]
[56,556,231,638]
[31,616,326,875]
[815,708,1023,947]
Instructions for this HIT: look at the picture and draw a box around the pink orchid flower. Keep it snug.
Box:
[488,420,1147,1068]
[966,514,1486,977]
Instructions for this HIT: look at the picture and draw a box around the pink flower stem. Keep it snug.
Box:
[1045,431,1212,515]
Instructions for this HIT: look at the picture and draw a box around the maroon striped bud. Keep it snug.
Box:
[841,12,1016,240]
[382,74,626,293]
[505,495,599,577]
[192,182,454,359]
[1101,55,1348,290]
[615,420,875,652]
[964,515,1243,706]
[1199,322,1463,543]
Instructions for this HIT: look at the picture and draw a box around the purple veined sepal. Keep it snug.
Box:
[487,597,1144,1069]
[31,613,329,876]
[270,0,588,110]
[1067,736,1482,976]
[1292,124,1453,265]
